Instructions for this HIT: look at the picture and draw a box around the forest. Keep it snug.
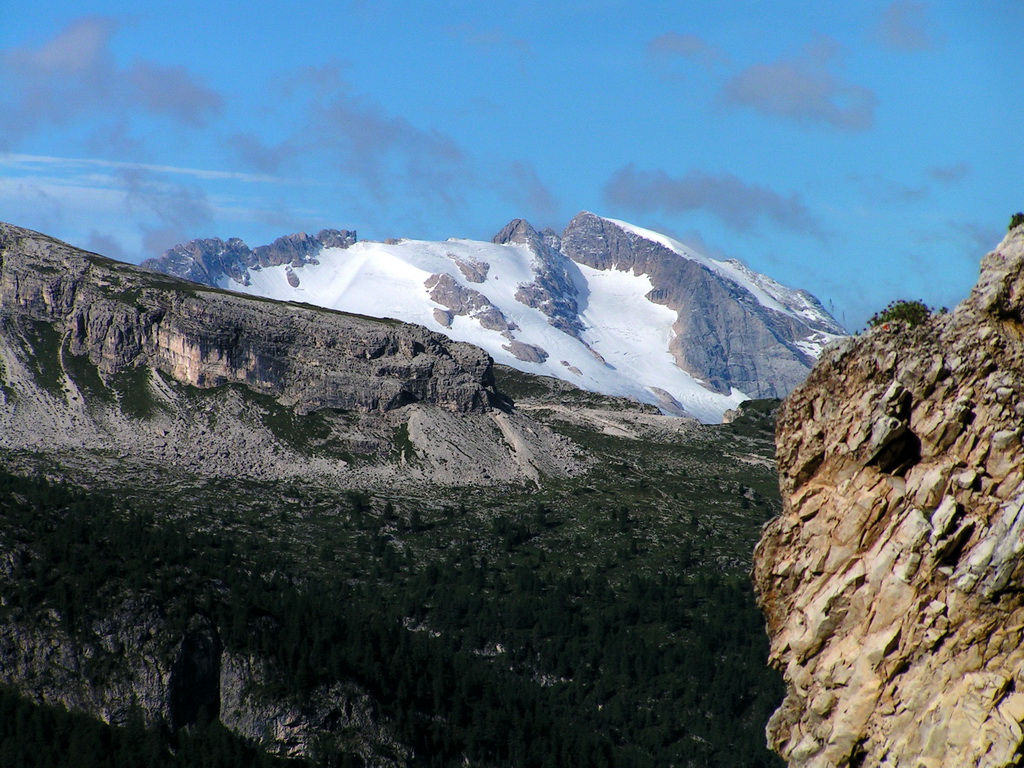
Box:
[0,399,785,766]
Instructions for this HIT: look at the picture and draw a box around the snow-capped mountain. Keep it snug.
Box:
[143,212,845,422]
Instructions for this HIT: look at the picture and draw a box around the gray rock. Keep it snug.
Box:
[141,228,356,287]
[424,272,516,333]
[560,211,840,397]
[494,219,586,339]
[502,340,549,364]
[2,223,494,415]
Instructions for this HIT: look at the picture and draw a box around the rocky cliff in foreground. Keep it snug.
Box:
[754,222,1024,767]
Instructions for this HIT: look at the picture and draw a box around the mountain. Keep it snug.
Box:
[754,220,1024,766]
[143,212,845,422]
[0,221,585,488]
[0,220,787,766]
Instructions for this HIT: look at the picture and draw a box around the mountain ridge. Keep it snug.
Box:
[144,212,845,422]
[0,221,582,489]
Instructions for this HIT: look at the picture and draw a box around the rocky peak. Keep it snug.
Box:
[754,223,1024,767]
[143,236,253,286]
[492,218,542,249]
[559,211,634,270]
[141,228,356,287]
[493,218,586,340]
[560,212,831,398]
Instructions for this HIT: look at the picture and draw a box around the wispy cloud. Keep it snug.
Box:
[225,134,299,175]
[446,24,532,66]
[0,153,288,184]
[603,164,824,236]
[118,166,214,253]
[927,162,969,185]
[0,155,304,261]
[0,16,222,149]
[721,38,877,132]
[647,33,727,70]
[229,59,477,224]
[931,220,1003,255]
[502,161,563,227]
[849,173,929,203]
[875,1,936,52]
[127,61,223,126]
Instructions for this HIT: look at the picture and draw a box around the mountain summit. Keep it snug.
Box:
[145,213,844,421]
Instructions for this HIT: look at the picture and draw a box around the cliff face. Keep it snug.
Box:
[560,212,844,398]
[753,224,1024,767]
[0,223,493,415]
[0,222,585,488]
[0,599,408,764]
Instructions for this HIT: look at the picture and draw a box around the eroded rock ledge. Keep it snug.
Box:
[754,224,1024,768]
[0,223,495,414]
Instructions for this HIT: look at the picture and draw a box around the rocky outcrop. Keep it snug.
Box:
[141,228,356,287]
[561,212,842,398]
[450,254,489,284]
[424,272,516,334]
[753,223,1024,767]
[494,219,586,339]
[0,602,407,765]
[220,654,410,764]
[1,223,494,415]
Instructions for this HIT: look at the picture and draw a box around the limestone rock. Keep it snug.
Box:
[141,228,356,287]
[560,212,845,398]
[1,222,495,415]
[753,223,1024,767]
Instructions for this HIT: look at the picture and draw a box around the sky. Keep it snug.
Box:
[1,1,1021,330]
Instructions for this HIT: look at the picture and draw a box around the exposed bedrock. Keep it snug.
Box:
[560,211,838,398]
[753,224,1024,767]
[0,223,495,415]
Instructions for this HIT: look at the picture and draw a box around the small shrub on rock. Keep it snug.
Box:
[867,299,937,330]
[1010,212,1024,231]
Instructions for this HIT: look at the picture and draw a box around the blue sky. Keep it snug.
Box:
[1,1,1020,329]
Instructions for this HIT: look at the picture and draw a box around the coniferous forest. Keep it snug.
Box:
[0,399,785,767]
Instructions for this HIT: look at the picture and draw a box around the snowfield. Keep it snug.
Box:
[221,215,841,422]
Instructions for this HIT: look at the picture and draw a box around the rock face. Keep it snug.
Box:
[140,228,356,287]
[0,600,408,764]
[1,222,493,415]
[146,213,844,421]
[560,212,844,398]
[494,218,586,339]
[753,223,1024,767]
